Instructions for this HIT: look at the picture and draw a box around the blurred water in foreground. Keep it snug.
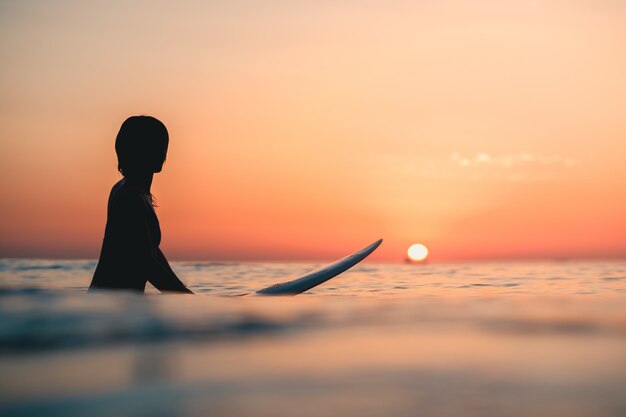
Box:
[1,259,626,417]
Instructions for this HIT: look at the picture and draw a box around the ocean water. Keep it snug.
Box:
[1,259,626,417]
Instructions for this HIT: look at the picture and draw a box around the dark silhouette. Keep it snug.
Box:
[90,116,192,293]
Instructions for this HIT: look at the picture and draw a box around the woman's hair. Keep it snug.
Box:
[115,115,169,176]
[115,116,169,205]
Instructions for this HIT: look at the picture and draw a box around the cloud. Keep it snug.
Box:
[355,151,579,183]
[449,152,577,169]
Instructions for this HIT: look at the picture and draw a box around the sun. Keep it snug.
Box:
[407,243,429,262]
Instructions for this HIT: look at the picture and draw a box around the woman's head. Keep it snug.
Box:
[115,116,169,177]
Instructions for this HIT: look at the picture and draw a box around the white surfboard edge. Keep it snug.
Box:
[255,238,383,296]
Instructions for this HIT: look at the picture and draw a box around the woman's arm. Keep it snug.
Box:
[149,248,193,293]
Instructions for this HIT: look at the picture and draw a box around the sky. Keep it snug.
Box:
[0,0,625,261]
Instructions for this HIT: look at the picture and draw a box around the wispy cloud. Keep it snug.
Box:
[450,152,578,169]
[357,151,579,182]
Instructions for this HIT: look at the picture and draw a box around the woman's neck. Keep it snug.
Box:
[124,172,153,193]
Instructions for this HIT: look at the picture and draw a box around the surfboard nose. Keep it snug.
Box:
[256,238,384,296]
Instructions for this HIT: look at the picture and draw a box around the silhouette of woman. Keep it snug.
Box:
[90,116,193,293]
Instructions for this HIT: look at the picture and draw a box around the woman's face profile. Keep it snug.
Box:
[152,148,167,173]
[115,116,169,177]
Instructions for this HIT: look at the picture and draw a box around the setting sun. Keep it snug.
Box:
[407,244,429,262]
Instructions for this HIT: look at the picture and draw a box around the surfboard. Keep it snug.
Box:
[255,239,383,295]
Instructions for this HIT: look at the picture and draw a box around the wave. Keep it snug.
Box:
[1,289,625,354]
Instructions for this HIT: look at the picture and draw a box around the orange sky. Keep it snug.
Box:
[1,1,625,261]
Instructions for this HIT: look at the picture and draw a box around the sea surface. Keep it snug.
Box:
[1,259,626,417]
